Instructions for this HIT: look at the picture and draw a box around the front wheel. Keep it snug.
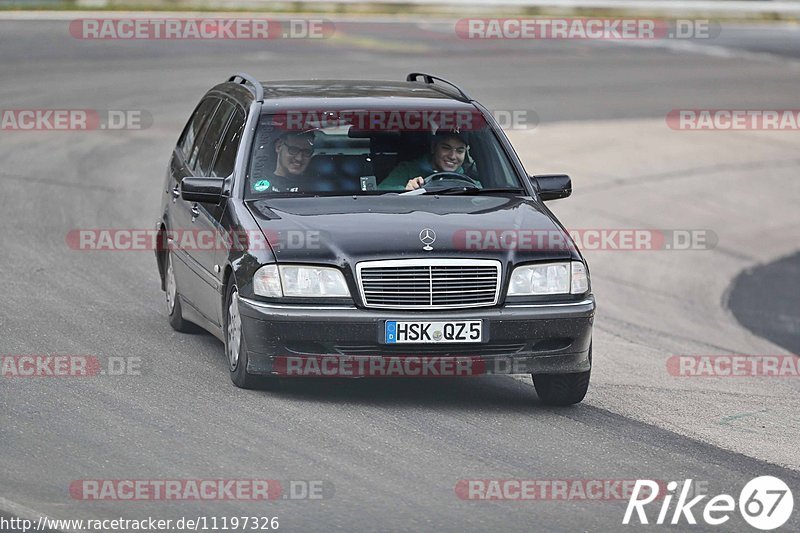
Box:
[532,370,590,406]
[533,344,591,406]
[225,282,264,389]
[165,251,192,332]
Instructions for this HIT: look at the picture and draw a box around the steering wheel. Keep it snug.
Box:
[422,172,480,188]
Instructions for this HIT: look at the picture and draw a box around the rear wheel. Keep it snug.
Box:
[225,282,261,389]
[165,251,192,332]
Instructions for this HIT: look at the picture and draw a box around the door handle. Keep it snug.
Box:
[190,205,201,221]
[171,185,180,201]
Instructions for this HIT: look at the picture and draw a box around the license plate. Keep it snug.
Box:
[385,320,482,344]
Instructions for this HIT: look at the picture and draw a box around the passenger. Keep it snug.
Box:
[379,130,472,191]
[252,131,315,193]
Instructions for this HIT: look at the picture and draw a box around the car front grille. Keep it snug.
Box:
[356,259,501,309]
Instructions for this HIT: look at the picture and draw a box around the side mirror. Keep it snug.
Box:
[181,177,224,204]
[531,174,571,201]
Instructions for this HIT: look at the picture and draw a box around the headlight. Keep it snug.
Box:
[253,264,350,298]
[508,261,589,296]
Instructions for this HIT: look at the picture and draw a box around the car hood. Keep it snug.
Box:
[245,195,576,265]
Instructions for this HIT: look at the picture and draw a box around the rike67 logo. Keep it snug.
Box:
[624,477,794,530]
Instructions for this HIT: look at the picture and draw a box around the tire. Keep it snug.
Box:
[225,281,262,389]
[532,346,592,406]
[165,251,192,332]
[532,370,590,406]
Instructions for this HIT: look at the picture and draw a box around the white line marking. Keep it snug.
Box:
[613,38,800,69]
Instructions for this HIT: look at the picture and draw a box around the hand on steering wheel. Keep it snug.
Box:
[422,172,479,187]
[404,172,479,191]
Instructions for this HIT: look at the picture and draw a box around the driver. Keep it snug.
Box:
[378,130,471,191]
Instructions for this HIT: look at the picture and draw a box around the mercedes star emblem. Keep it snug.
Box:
[419,228,436,251]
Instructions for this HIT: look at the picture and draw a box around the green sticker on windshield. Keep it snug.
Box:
[253,179,271,192]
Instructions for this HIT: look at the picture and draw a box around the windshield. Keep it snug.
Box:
[245,110,524,198]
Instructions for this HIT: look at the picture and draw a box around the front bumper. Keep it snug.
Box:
[237,296,595,377]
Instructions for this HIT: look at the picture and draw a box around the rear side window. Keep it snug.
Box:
[178,97,219,161]
[195,101,236,176]
[212,109,246,178]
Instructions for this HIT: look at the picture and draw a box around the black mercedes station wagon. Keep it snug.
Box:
[156,72,595,405]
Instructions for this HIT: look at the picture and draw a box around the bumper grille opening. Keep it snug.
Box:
[335,343,526,356]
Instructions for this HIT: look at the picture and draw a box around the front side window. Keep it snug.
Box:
[211,109,246,178]
[245,109,523,198]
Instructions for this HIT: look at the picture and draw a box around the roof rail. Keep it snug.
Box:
[227,72,264,101]
[406,72,473,101]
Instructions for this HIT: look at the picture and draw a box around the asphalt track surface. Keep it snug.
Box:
[1,15,800,532]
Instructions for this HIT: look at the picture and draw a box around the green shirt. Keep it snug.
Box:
[378,156,465,191]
